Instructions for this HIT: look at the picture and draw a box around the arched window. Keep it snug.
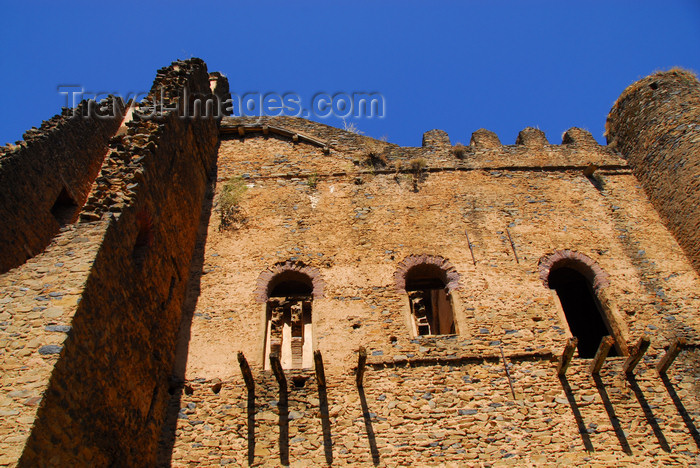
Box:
[540,250,621,358]
[395,255,460,337]
[256,262,323,371]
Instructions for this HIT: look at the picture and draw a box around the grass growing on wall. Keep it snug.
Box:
[219,176,247,230]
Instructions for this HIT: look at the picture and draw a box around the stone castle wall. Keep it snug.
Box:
[166,354,700,466]
[162,117,700,466]
[0,58,225,466]
[0,98,125,273]
[606,69,700,274]
[0,221,109,464]
[1,61,700,467]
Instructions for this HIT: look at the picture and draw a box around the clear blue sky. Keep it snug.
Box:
[1,1,699,147]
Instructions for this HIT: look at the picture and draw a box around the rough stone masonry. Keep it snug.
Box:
[0,60,699,467]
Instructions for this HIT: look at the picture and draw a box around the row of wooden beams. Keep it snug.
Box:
[237,350,329,391]
[221,125,330,153]
[557,335,685,376]
[238,336,686,391]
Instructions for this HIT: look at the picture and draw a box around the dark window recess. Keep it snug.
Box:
[270,279,312,297]
[51,188,79,226]
[406,269,455,336]
[292,376,309,389]
[265,272,314,370]
[549,267,618,358]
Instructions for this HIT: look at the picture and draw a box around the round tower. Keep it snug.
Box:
[606,68,700,273]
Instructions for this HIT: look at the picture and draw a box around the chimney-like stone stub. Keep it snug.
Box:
[470,128,501,149]
[562,127,598,147]
[208,72,232,117]
[515,127,548,147]
[422,129,451,148]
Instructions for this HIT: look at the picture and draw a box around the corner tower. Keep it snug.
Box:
[606,68,700,273]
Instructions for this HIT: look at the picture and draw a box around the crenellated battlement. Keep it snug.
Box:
[218,117,622,183]
[515,127,548,147]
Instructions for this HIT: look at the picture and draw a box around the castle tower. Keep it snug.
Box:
[606,68,700,273]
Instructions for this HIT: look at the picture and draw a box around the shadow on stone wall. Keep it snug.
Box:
[277,380,290,465]
[660,373,700,450]
[247,388,256,465]
[157,173,217,466]
[592,375,632,454]
[559,375,595,452]
[358,383,380,466]
[318,383,333,464]
[627,375,671,452]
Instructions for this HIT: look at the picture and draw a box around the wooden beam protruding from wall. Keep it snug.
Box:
[314,350,326,388]
[270,352,287,388]
[237,351,254,392]
[557,337,578,376]
[590,336,615,375]
[623,336,651,375]
[656,337,686,375]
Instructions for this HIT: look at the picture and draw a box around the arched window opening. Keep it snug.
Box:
[405,264,455,336]
[264,271,313,370]
[269,273,313,297]
[549,266,619,359]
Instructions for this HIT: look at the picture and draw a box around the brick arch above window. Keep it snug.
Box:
[254,261,325,303]
[394,254,461,293]
[538,249,610,292]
